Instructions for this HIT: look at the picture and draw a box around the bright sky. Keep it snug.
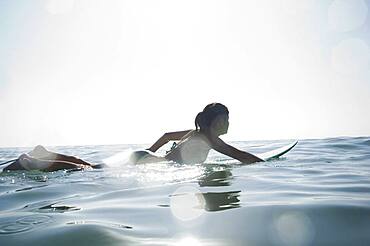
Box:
[0,0,370,147]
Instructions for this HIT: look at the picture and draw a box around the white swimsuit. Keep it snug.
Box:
[167,136,211,164]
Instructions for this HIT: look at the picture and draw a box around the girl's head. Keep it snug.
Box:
[195,103,229,136]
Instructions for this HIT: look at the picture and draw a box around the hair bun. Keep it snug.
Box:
[195,112,203,130]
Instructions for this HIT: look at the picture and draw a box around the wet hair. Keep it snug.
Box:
[195,103,229,131]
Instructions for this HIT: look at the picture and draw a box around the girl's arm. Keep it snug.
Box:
[147,130,193,152]
[209,137,264,164]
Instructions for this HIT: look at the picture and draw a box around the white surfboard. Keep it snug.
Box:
[256,141,298,161]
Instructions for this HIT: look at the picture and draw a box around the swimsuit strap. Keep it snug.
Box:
[166,142,177,154]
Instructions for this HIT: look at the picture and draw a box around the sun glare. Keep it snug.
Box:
[174,237,202,246]
[170,186,205,221]
[1,0,370,147]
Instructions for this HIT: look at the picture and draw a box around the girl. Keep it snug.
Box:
[3,103,263,171]
[130,103,264,164]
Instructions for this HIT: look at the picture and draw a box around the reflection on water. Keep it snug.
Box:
[169,186,241,218]
[38,203,81,213]
[66,220,133,230]
[201,191,240,212]
[170,168,240,216]
[198,169,233,187]
[15,185,48,192]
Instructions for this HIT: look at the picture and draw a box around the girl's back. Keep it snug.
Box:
[165,131,211,164]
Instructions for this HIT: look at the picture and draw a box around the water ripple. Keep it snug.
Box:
[0,215,53,235]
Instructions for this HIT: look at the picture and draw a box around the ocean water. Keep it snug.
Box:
[0,137,369,246]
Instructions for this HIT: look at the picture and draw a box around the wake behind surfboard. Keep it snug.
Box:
[256,141,298,161]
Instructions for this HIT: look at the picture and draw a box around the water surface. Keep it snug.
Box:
[1,137,369,245]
